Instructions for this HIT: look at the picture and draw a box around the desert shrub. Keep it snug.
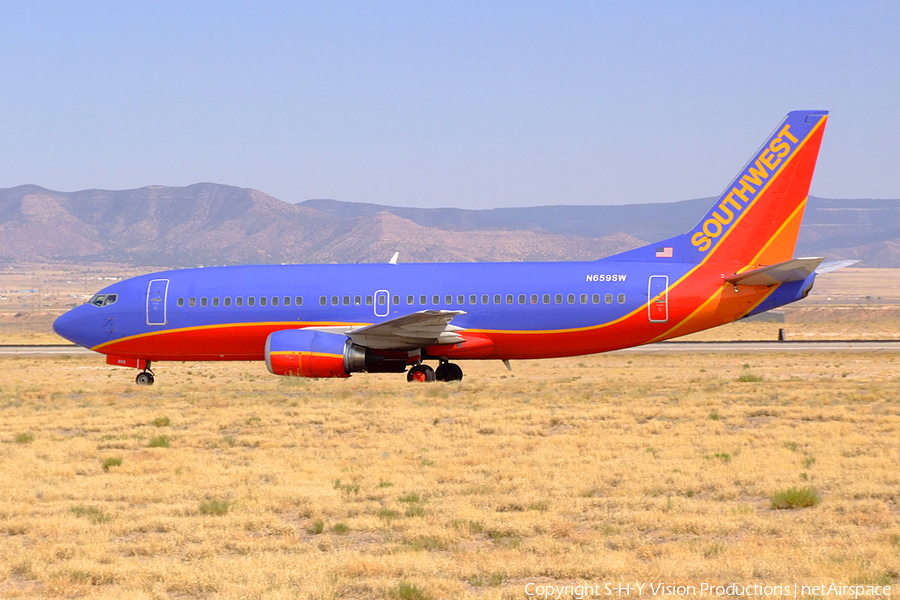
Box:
[199,498,229,515]
[148,435,170,448]
[306,519,325,534]
[770,486,821,509]
[71,505,111,524]
[101,457,122,471]
[390,582,431,600]
[152,416,170,427]
[737,373,764,382]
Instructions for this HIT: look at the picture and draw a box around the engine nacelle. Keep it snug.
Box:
[265,329,408,378]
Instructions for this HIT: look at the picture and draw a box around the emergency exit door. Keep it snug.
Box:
[147,279,169,325]
[648,275,668,322]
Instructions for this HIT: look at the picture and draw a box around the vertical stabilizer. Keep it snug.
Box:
[688,110,828,268]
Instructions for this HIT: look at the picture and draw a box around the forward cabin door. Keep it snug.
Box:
[147,279,169,325]
[648,275,668,323]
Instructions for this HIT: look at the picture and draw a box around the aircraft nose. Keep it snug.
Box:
[53,305,95,347]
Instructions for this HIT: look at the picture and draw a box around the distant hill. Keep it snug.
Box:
[1,183,899,266]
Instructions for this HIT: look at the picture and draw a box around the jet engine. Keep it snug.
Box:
[265,329,408,377]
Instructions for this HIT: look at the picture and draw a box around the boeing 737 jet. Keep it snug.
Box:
[54,110,837,384]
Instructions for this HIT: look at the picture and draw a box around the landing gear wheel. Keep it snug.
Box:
[435,362,463,382]
[407,364,435,383]
[135,372,155,386]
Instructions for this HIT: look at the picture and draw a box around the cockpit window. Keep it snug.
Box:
[88,294,117,307]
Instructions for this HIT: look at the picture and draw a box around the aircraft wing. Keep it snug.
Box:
[306,310,467,350]
[726,257,824,286]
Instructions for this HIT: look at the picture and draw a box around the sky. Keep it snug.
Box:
[1,1,898,208]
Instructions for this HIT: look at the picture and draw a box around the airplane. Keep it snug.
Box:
[54,110,840,385]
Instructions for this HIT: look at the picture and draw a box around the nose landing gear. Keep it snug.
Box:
[135,361,155,386]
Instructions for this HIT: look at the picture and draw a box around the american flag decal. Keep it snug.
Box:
[655,247,673,258]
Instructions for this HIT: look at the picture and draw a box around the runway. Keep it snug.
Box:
[615,340,900,353]
[3,340,900,357]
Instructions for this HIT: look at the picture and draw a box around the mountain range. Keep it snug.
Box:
[1,183,898,267]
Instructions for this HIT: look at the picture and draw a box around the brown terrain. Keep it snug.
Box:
[2,184,900,267]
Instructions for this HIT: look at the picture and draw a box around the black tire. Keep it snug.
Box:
[435,362,463,382]
[135,372,154,386]
[446,363,463,381]
[407,364,436,383]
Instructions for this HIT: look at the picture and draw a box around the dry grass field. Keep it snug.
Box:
[1,349,898,599]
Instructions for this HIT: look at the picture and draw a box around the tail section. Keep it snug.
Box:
[689,110,828,268]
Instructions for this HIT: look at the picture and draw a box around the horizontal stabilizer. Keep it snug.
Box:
[726,257,824,286]
[816,259,860,274]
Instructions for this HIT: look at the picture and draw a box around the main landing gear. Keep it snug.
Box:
[135,361,155,386]
[407,361,463,383]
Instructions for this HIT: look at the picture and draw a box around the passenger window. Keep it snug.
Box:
[200,297,208,307]
[445,295,452,304]
[236,297,243,307]
[555,294,562,304]
[189,297,196,307]
[617,293,626,304]
[420,295,427,305]
[366,296,373,306]
[320,296,327,306]
[481,294,489,305]
[407,295,414,305]
[469,295,477,304]
[432,294,440,304]
[567,294,575,304]
[342,296,350,305]
[224,297,231,307]
[212,297,219,307]
[393,295,400,305]
[271,296,278,306]
[457,295,465,304]
[260,297,267,307]
[518,294,526,304]
[605,294,613,304]
[284,296,291,306]
[296,296,303,306]
[331,296,338,306]
[377,295,386,305]
[592,294,600,304]
[354,296,362,305]
[542,294,550,304]
[506,294,513,304]
[493,294,501,304]
[248,297,256,307]
[530,294,538,304]
[580,294,587,304]
[177,297,184,307]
